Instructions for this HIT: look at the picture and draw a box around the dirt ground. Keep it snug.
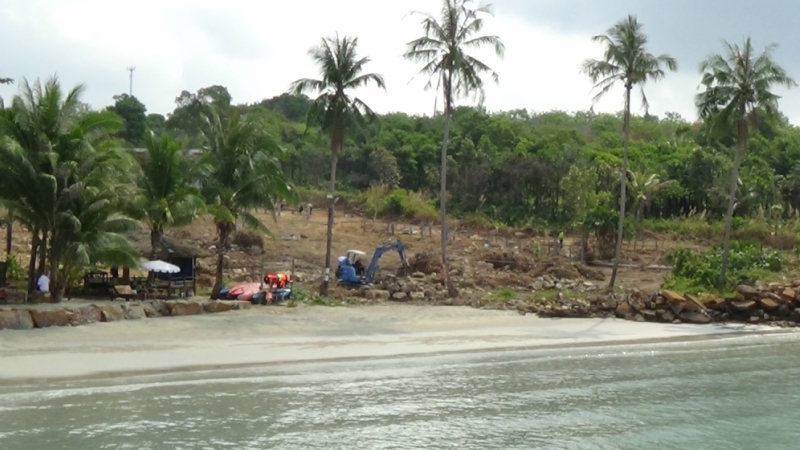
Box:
[3,208,706,294]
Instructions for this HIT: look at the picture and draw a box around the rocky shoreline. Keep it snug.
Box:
[0,300,251,330]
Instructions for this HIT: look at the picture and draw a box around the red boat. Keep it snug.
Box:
[225,282,261,300]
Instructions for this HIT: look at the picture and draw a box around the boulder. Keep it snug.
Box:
[791,309,800,322]
[68,306,101,326]
[203,301,237,313]
[640,309,658,322]
[661,310,676,322]
[669,299,685,316]
[615,301,632,318]
[167,301,203,316]
[0,310,34,330]
[123,305,146,320]
[679,311,711,324]
[365,290,391,300]
[781,289,796,303]
[731,300,756,312]
[30,309,71,328]
[683,294,706,313]
[736,285,759,298]
[233,301,252,310]
[757,297,780,311]
[98,305,126,322]
[660,290,684,302]
[409,292,426,300]
[142,302,162,318]
[391,292,409,301]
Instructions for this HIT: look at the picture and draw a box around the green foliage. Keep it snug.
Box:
[5,254,23,280]
[107,93,147,146]
[664,241,784,293]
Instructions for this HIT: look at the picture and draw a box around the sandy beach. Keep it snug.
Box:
[0,304,780,381]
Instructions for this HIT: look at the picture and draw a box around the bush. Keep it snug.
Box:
[232,231,264,249]
[378,188,438,222]
[663,240,784,293]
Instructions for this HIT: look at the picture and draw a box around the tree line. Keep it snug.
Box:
[3,0,797,297]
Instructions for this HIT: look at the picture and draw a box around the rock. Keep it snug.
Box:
[391,292,408,301]
[98,305,126,322]
[203,301,237,313]
[142,303,161,318]
[758,297,780,311]
[736,285,759,298]
[69,306,101,325]
[662,310,676,322]
[30,309,71,328]
[669,299,685,316]
[365,290,391,300]
[411,272,426,279]
[660,290,684,302]
[679,311,711,324]
[633,314,646,322]
[781,289,796,303]
[532,280,544,290]
[0,310,34,330]
[641,310,658,322]
[615,301,632,318]
[600,298,618,310]
[705,298,727,310]
[123,305,146,320]
[167,301,203,316]
[234,301,252,310]
[409,292,426,300]
[683,294,706,313]
[731,300,756,312]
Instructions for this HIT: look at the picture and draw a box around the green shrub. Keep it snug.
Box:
[664,240,784,293]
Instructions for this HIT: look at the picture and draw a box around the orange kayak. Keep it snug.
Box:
[226,282,261,300]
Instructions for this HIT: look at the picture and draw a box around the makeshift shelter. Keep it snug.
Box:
[128,231,206,298]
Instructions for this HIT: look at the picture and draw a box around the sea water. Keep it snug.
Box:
[1,333,799,449]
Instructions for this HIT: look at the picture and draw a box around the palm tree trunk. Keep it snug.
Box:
[719,120,748,288]
[211,224,229,299]
[609,86,632,289]
[49,245,62,303]
[5,220,11,256]
[440,103,458,298]
[37,230,48,275]
[27,227,39,294]
[147,229,160,287]
[320,150,339,296]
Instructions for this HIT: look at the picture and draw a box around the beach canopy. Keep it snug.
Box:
[140,260,181,274]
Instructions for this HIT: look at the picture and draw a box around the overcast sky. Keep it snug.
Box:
[2,0,800,123]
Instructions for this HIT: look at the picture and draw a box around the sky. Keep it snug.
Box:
[2,0,800,123]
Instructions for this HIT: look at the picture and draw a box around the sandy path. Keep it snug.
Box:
[0,304,776,381]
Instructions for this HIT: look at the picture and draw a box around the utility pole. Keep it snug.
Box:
[127,66,135,96]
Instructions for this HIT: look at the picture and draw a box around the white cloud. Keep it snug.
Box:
[0,0,745,123]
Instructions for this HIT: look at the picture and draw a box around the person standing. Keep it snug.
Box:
[558,231,565,249]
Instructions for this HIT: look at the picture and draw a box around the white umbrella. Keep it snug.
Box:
[140,260,181,274]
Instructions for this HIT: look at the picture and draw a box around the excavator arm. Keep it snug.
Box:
[364,240,409,283]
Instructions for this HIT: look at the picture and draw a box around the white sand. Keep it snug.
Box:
[0,304,776,380]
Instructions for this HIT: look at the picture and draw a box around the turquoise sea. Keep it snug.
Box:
[1,332,799,449]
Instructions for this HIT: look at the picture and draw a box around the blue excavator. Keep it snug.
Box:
[336,240,410,285]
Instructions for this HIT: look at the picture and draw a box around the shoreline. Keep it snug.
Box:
[1,304,792,383]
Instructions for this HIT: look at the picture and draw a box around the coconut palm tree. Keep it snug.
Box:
[696,37,796,287]
[403,0,504,297]
[581,15,677,288]
[127,131,205,260]
[0,76,139,300]
[290,35,385,295]
[199,106,294,299]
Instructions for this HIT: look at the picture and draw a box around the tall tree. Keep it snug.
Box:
[696,37,796,287]
[199,106,294,299]
[0,76,138,300]
[403,0,504,297]
[581,15,677,288]
[107,93,147,146]
[126,131,205,260]
[290,35,385,295]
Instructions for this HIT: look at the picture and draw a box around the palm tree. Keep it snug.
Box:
[0,76,138,300]
[290,35,385,295]
[581,15,677,288]
[403,0,504,297]
[199,106,294,299]
[696,37,796,287]
[127,131,205,260]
